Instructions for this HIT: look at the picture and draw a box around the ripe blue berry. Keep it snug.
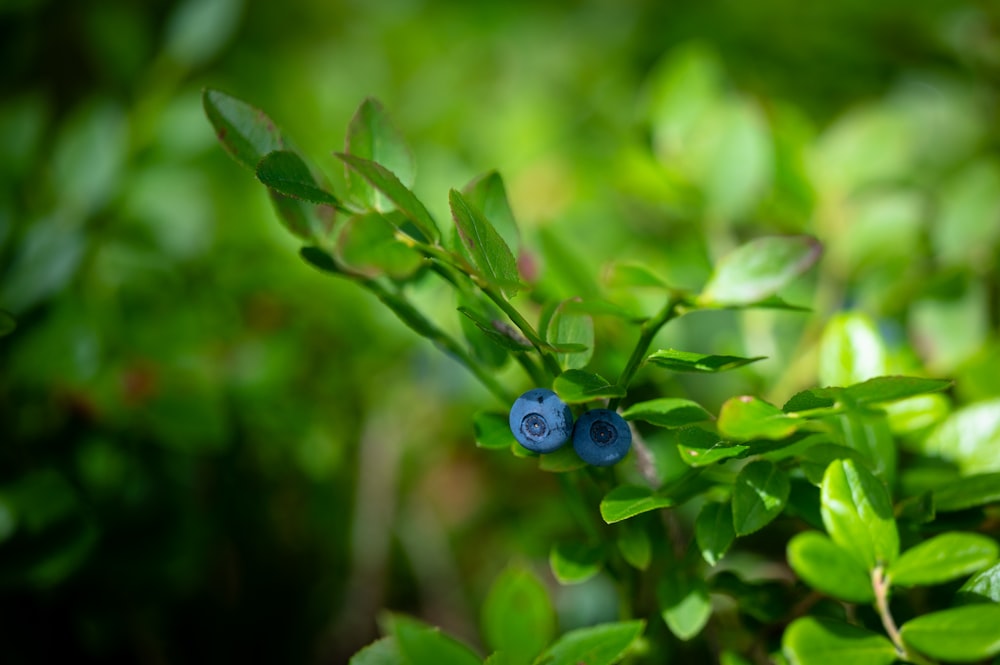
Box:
[573,409,631,467]
[509,388,574,453]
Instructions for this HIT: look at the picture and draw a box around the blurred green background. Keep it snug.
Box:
[1,0,999,662]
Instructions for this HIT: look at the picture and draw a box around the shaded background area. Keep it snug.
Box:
[1,0,999,662]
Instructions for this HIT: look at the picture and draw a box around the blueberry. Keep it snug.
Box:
[572,409,631,467]
[509,388,574,453]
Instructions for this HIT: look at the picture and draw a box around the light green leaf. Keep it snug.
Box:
[553,370,625,404]
[888,532,998,587]
[532,620,644,665]
[677,426,748,466]
[787,532,874,603]
[349,636,402,665]
[842,376,952,406]
[336,152,439,242]
[388,614,481,665]
[483,565,555,665]
[920,398,1000,474]
[935,472,1000,511]
[202,88,283,171]
[599,485,673,524]
[450,189,521,296]
[818,312,887,388]
[959,562,1000,603]
[337,212,423,279]
[616,520,652,571]
[256,150,339,205]
[647,349,766,373]
[622,398,711,428]
[732,461,790,536]
[697,235,821,306]
[346,98,415,210]
[718,396,800,441]
[474,412,516,450]
[695,501,735,565]
[783,617,897,665]
[820,459,899,570]
[462,171,520,255]
[550,542,605,584]
[658,569,711,640]
[548,299,594,370]
[900,605,1000,662]
[828,411,896,485]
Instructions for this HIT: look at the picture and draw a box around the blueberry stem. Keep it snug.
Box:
[608,295,684,410]
[514,352,548,387]
[480,284,564,377]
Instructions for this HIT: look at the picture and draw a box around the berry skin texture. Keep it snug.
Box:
[573,409,632,467]
[509,389,574,453]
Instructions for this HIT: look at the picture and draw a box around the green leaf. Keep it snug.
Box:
[337,212,423,279]
[959,562,1000,603]
[841,376,952,406]
[549,541,605,584]
[337,152,439,242]
[538,446,587,473]
[474,412,516,450]
[920,398,1000,475]
[548,299,594,370]
[345,98,415,210]
[820,459,899,570]
[787,532,874,603]
[599,485,673,524]
[621,398,711,428]
[605,262,668,289]
[695,501,735,565]
[388,614,481,665]
[900,605,1000,662]
[647,348,766,373]
[718,396,801,441]
[532,620,644,665]
[782,617,897,665]
[800,444,868,485]
[732,460,790,536]
[888,532,998,587]
[553,370,625,404]
[935,472,1000,511]
[658,568,712,640]
[0,310,16,337]
[269,189,325,240]
[299,246,342,274]
[783,387,837,413]
[450,189,521,296]
[462,171,520,255]
[697,235,821,306]
[482,565,555,665]
[457,292,509,369]
[616,520,652,571]
[256,150,339,205]
[202,88,283,171]
[349,636,402,665]
[828,411,896,485]
[677,426,749,466]
[457,307,532,351]
[818,312,887,388]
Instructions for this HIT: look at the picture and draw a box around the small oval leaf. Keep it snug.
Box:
[820,459,899,571]
[731,460,790,536]
[888,532,998,587]
[698,235,821,306]
[622,398,711,428]
[203,88,283,170]
[900,605,1000,662]
[647,349,766,373]
[553,370,625,404]
[600,485,673,524]
[787,532,874,603]
[532,620,645,665]
[783,617,897,665]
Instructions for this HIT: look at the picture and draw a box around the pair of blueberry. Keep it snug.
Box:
[508,389,631,467]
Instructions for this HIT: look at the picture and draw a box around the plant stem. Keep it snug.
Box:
[480,284,563,378]
[872,567,937,665]
[608,296,683,410]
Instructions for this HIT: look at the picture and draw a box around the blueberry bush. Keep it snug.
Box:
[201,89,1000,664]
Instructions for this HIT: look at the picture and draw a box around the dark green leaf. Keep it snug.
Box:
[616,520,652,570]
[482,565,554,665]
[345,98,415,210]
[677,426,748,466]
[337,152,439,242]
[337,212,423,279]
[959,562,1000,603]
[450,189,521,296]
[621,398,711,428]
[783,388,838,413]
[888,532,998,587]
[782,617,896,665]
[0,310,16,337]
[532,620,644,665]
[538,446,587,473]
[787,532,874,603]
[820,459,899,570]
[658,568,711,640]
[550,542,605,584]
[718,396,801,441]
[732,460,790,536]
[548,299,594,370]
[647,348,766,373]
[474,412,516,450]
[462,171,520,254]
[698,235,821,306]
[553,370,625,404]
[256,150,339,205]
[457,307,532,351]
[935,472,1000,511]
[388,614,481,665]
[299,246,342,274]
[842,376,952,406]
[270,189,325,240]
[695,501,735,565]
[900,605,1000,662]
[920,398,1000,475]
[349,636,402,665]
[599,485,673,524]
[202,88,283,170]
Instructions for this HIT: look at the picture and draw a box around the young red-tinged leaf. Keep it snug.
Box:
[820,459,899,570]
[718,396,800,441]
[900,605,1000,662]
[532,620,645,665]
[337,152,439,242]
[550,541,605,584]
[935,472,1000,511]
[783,617,897,665]
[732,460,790,536]
[697,235,821,307]
[256,150,340,206]
[203,88,283,170]
[622,398,711,428]
[462,171,520,256]
[647,348,766,373]
[888,532,998,587]
[658,568,712,640]
[959,562,1000,603]
[385,614,481,665]
[482,565,555,665]
[450,189,521,296]
[787,532,874,603]
[695,501,735,565]
[599,484,673,524]
[346,98,415,210]
[553,370,625,404]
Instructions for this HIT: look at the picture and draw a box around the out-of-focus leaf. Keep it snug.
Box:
[474,412,516,450]
[387,614,480,665]
[599,485,673,524]
[550,541,605,584]
[959,562,1000,603]
[337,212,423,279]
[605,263,668,289]
[658,568,711,640]
[0,310,16,337]
[787,532,874,603]
[647,349,766,373]
[346,98,415,210]
[888,532,998,587]
[695,501,734,565]
[931,158,1000,269]
[731,460,789,536]
[818,312,887,388]
[677,426,748,466]
[701,98,774,221]
[349,637,402,665]
[842,376,951,406]
[697,235,821,306]
[553,370,625,404]
[548,299,594,370]
[337,152,439,242]
[538,446,587,473]
[621,398,711,428]
[532,620,645,665]
[718,396,800,441]
[450,189,521,296]
[299,246,342,274]
[900,605,1000,662]
[820,459,898,570]
[616,520,652,571]
[782,617,896,665]
[256,150,339,205]
[482,565,555,664]
[919,398,1000,474]
[934,472,1000,511]
[203,88,283,170]
[165,0,242,67]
